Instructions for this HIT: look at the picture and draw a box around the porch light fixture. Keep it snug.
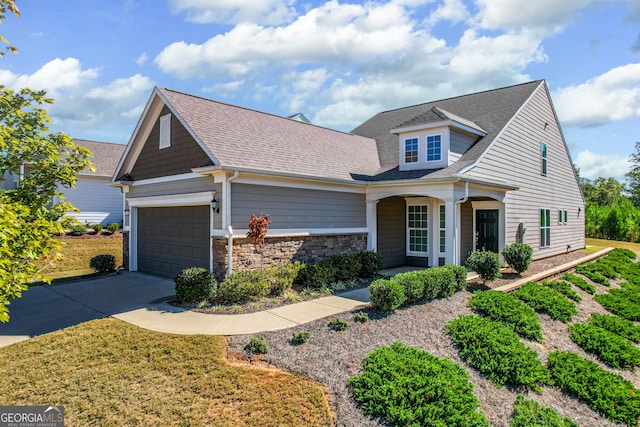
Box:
[124,208,130,218]
[211,197,219,214]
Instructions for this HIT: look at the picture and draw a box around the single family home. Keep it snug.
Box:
[111,80,585,279]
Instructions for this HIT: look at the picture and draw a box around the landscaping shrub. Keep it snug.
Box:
[92,223,103,233]
[469,291,543,341]
[419,267,456,299]
[502,243,533,274]
[392,271,424,304]
[106,222,120,233]
[354,311,369,323]
[548,350,640,426]
[291,332,310,345]
[369,279,405,312]
[328,253,362,282]
[328,318,348,331]
[349,342,489,427]
[465,250,501,282]
[216,270,270,303]
[569,322,640,370]
[264,261,304,296]
[561,272,595,294]
[248,337,269,354]
[443,264,468,292]
[589,313,640,343]
[356,250,385,277]
[446,315,551,390]
[543,280,581,302]
[594,291,640,321]
[175,267,217,303]
[512,282,577,322]
[510,395,577,427]
[575,264,610,286]
[68,224,86,236]
[298,261,338,289]
[89,254,116,273]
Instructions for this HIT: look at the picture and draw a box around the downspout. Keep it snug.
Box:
[453,181,470,265]
[225,171,239,278]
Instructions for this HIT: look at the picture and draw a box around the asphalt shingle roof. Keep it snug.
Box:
[158,88,381,181]
[74,139,126,177]
[351,80,543,180]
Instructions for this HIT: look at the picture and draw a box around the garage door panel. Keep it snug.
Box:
[137,206,210,278]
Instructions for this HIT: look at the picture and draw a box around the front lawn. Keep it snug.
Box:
[0,318,332,426]
[585,238,640,254]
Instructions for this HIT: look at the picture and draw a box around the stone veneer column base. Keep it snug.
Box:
[212,233,367,280]
[122,231,129,270]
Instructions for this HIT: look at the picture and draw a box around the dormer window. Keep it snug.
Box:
[427,135,442,161]
[405,138,418,163]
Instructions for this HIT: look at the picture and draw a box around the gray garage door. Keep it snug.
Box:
[137,206,210,278]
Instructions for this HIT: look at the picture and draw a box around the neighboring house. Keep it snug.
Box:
[111,80,585,279]
[2,139,126,226]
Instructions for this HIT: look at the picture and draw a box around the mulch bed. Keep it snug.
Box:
[227,250,637,427]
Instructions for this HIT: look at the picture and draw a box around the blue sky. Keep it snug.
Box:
[1,0,639,181]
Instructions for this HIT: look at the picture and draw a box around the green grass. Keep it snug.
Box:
[585,238,640,255]
[0,318,332,426]
[39,236,123,280]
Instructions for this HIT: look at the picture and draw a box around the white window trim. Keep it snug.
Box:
[540,208,551,248]
[439,203,446,254]
[398,128,450,171]
[564,209,568,224]
[406,197,430,257]
[540,141,547,176]
[159,113,171,149]
[403,137,419,164]
[426,133,443,163]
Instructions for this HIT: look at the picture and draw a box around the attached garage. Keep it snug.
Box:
[136,206,210,278]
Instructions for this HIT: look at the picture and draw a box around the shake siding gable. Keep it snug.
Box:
[466,83,584,258]
[130,106,213,180]
[231,183,366,229]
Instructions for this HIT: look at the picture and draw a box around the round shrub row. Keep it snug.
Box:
[175,267,217,303]
[299,250,385,288]
[369,279,405,312]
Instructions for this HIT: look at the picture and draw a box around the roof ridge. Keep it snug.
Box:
[160,87,366,140]
[73,138,124,146]
[376,80,544,115]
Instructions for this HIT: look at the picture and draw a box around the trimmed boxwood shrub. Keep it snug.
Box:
[392,271,424,304]
[175,267,217,303]
[589,313,640,344]
[356,250,385,277]
[298,261,338,289]
[328,253,362,282]
[465,250,501,282]
[349,342,489,427]
[216,270,270,303]
[548,350,640,426]
[512,282,577,322]
[561,272,595,294]
[443,264,468,292]
[569,322,640,370]
[369,279,405,312]
[89,254,116,273]
[418,267,456,300]
[446,315,551,390]
[510,395,577,427]
[502,243,533,274]
[264,261,304,296]
[470,290,543,342]
[543,280,581,302]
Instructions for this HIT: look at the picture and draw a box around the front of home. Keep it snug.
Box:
[111,80,584,279]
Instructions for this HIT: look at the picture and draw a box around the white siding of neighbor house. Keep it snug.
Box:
[449,130,477,165]
[64,176,124,226]
[465,83,585,259]
[231,183,366,229]
[1,171,19,189]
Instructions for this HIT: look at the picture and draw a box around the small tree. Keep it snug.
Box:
[246,213,272,267]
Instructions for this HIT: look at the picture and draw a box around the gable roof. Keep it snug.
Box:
[155,88,380,181]
[74,139,126,177]
[352,80,543,179]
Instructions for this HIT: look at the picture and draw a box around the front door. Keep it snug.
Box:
[476,209,499,253]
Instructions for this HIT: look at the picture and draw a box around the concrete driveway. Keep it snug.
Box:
[0,272,176,347]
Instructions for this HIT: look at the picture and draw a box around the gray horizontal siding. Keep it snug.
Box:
[449,130,477,165]
[64,177,123,225]
[128,176,215,198]
[467,84,585,258]
[231,183,366,229]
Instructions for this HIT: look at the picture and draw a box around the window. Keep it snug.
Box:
[405,138,418,163]
[159,113,171,149]
[439,205,446,253]
[427,135,442,161]
[408,204,428,254]
[564,210,568,224]
[540,142,547,176]
[558,209,563,225]
[540,208,551,247]
[558,209,568,225]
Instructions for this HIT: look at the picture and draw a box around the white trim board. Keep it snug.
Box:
[210,227,368,238]
[127,191,215,208]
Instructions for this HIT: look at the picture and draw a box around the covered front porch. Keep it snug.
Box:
[366,180,513,268]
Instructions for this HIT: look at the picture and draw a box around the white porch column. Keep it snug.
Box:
[429,199,439,267]
[366,199,379,251]
[444,200,456,265]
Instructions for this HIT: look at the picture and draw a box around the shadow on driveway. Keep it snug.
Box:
[0,271,175,347]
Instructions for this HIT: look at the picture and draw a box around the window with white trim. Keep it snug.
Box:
[558,209,568,225]
[159,113,171,149]
[564,210,568,224]
[439,204,446,253]
[540,208,551,247]
[407,204,428,254]
[427,134,442,161]
[558,209,563,225]
[541,142,547,176]
[405,138,418,163]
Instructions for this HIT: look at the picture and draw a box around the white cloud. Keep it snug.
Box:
[136,52,149,66]
[574,149,631,181]
[552,63,640,127]
[168,0,296,25]
[426,0,469,26]
[0,58,99,95]
[86,74,153,100]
